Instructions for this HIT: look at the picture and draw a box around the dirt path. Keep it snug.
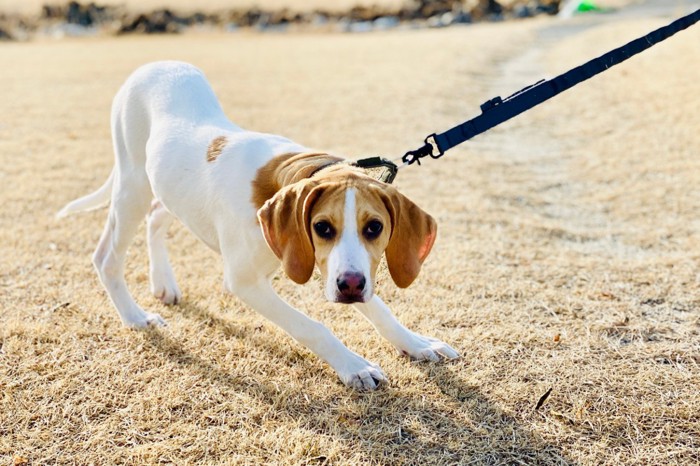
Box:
[463,0,700,261]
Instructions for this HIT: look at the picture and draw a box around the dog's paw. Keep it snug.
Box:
[150,269,182,305]
[336,355,388,390]
[397,332,459,362]
[123,311,167,329]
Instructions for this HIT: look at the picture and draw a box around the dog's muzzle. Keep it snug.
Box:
[335,271,367,303]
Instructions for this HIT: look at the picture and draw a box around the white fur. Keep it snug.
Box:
[58,61,458,390]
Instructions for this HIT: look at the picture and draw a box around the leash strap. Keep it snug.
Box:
[402,7,700,165]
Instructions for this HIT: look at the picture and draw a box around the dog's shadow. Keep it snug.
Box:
[142,300,577,465]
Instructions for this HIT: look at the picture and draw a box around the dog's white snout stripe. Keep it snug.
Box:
[325,188,371,301]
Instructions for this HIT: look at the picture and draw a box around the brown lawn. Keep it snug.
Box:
[1,5,699,465]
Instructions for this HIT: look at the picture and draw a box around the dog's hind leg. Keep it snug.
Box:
[93,168,165,328]
[92,96,166,328]
[147,200,182,305]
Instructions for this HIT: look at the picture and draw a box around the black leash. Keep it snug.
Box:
[356,7,700,184]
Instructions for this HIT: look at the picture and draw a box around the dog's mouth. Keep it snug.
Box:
[333,293,369,304]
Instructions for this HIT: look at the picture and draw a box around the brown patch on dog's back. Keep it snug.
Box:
[206,135,228,162]
[251,152,346,209]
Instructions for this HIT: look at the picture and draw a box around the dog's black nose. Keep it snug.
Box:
[337,272,366,302]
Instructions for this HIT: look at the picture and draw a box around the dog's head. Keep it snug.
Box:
[257,174,436,303]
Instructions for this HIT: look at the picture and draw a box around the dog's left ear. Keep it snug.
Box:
[380,186,437,288]
[257,182,323,284]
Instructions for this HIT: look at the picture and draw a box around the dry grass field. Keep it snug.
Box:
[2,3,700,465]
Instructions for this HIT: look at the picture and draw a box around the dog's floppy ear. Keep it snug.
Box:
[257,182,323,284]
[380,187,437,288]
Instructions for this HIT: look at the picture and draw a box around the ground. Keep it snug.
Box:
[1,1,699,464]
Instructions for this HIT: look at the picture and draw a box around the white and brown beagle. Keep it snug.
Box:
[58,61,458,390]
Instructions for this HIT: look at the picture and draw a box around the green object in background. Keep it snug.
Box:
[577,0,602,12]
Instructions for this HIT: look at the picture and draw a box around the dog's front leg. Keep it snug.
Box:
[231,278,387,390]
[353,296,459,361]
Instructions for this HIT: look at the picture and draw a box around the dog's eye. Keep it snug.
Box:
[363,220,383,240]
[313,221,336,240]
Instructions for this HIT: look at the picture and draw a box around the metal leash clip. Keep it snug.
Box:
[352,157,399,184]
[402,134,443,166]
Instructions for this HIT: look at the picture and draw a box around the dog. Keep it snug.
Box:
[58,61,458,390]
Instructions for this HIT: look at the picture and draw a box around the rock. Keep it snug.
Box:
[311,13,329,27]
[373,16,399,30]
[427,11,456,28]
[536,0,562,15]
[451,7,473,24]
[348,5,386,22]
[347,21,374,33]
[66,1,92,26]
[41,5,64,20]
[0,26,13,41]
[118,9,184,34]
[418,0,455,18]
[514,5,533,17]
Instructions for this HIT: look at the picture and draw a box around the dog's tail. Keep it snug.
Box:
[56,170,114,219]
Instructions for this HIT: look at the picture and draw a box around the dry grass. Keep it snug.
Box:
[2,7,700,465]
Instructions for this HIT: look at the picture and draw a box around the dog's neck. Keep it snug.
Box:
[252,152,366,208]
